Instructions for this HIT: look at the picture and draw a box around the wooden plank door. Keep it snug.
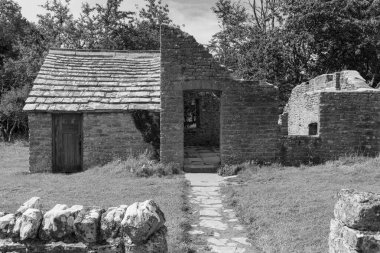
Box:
[53,114,82,173]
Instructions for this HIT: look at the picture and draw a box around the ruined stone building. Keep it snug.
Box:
[23,25,380,173]
[280,70,380,165]
[23,26,279,173]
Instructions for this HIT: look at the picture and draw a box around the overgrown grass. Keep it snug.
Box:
[222,155,380,253]
[99,152,182,178]
[0,142,191,252]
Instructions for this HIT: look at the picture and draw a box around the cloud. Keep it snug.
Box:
[164,0,220,43]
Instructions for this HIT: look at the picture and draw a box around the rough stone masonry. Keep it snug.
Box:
[0,197,168,253]
[329,189,380,253]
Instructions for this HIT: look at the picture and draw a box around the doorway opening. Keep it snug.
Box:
[183,90,221,172]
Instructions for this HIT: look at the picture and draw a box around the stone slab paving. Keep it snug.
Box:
[184,146,221,173]
[185,173,260,253]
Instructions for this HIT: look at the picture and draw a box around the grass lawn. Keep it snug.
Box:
[223,156,380,253]
[0,141,190,253]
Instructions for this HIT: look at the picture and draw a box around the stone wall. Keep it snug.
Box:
[28,113,52,173]
[184,91,220,147]
[160,25,229,167]
[319,91,380,159]
[329,189,380,252]
[28,112,152,172]
[221,81,279,164]
[282,71,380,165]
[83,112,153,169]
[160,25,279,166]
[287,87,320,135]
[280,136,323,166]
[0,197,167,253]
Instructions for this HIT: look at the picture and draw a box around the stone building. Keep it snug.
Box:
[23,26,279,173]
[24,25,380,173]
[280,70,380,165]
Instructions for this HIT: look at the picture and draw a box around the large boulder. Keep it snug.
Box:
[0,214,16,239]
[19,208,43,241]
[124,226,168,253]
[39,204,84,242]
[334,189,380,231]
[74,208,104,244]
[100,205,128,242]
[329,218,380,253]
[121,200,165,245]
[16,197,43,216]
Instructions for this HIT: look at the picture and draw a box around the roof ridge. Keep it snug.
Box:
[49,48,160,55]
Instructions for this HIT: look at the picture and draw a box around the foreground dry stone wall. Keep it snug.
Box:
[329,189,380,253]
[0,197,167,253]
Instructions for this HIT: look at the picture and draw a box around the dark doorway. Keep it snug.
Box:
[183,90,221,172]
[53,114,83,173]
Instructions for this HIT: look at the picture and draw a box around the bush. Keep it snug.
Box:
[218,161,253,176]
[96,152,182,178]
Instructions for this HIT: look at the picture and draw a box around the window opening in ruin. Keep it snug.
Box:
[309,123,318,136]
[184,98,200,129]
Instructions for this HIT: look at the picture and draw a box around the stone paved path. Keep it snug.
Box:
[185,173,258,253]
[184,146,220,173]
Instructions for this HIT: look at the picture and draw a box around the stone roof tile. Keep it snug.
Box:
[24,49,161,112]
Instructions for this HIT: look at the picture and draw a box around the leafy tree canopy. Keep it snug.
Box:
[37,0,174,50]
[210,0,380,107]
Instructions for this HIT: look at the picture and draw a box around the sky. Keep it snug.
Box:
[13,0,222,44]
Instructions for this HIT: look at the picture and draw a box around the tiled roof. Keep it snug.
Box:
[23,49,161,112]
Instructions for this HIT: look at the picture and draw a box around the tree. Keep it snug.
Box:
[210,0,380,107]
[0,0,46,141]
[37,0,75,48]
[38,0,174,50]
[0,85,29,141]
[283,0,380,87]
[127,0,174,50]
[209,0,249,68]
[248,0,283,33]
[0,0,27,66]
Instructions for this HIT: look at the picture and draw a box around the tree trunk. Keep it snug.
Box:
[8,121,17,142]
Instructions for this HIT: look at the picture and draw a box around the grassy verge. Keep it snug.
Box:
[0,142,191,252]
[222,156,380,253]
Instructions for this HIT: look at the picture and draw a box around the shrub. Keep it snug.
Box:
[96,152,182,178]
[134,162,181,177]
[218,161,253,176]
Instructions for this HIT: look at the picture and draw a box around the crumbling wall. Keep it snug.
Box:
[160,25,279,166]
[0,197,168,253]
[282,71,380,165]
[287,87,320,136]
[329,189,380,253]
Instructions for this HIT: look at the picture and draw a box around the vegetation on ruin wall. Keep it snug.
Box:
[0,142,193,252]
[210,0,380,107]
[221,155,380,252]
[0,0,173,142]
